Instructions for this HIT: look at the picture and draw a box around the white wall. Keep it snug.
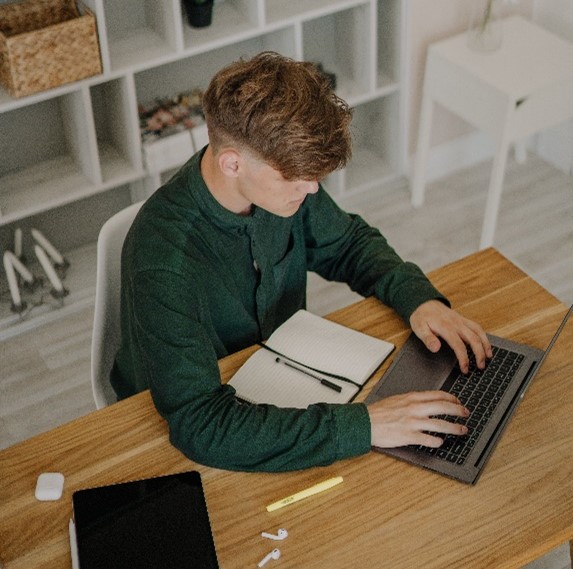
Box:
[533,0,573,174]
[534,0,573,38]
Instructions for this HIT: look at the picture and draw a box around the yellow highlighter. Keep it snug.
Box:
[266,476,343,512]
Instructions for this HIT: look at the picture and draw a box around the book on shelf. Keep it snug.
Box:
[228,309,394,408]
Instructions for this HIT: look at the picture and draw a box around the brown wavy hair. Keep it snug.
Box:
[202,51,352,181]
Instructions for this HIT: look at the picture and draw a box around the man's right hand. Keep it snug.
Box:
[367,391,469,448]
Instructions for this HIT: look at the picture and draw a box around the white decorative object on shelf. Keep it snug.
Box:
[5,251,35,285]
[144,130,195,174]
[31,228,66,266]
[0,229,70,324]
[3,252,25,312]
[14,228,22,258]
[34,245,67,298]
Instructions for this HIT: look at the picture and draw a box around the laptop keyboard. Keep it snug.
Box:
[415,345,525,465]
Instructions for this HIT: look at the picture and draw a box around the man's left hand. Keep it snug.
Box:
[409,300,492,373]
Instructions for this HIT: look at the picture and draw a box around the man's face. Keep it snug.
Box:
[237,156,319,217]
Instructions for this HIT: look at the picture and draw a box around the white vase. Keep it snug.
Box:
[467,0,503,53]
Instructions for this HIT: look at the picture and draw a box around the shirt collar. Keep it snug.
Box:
[184,147,267,234]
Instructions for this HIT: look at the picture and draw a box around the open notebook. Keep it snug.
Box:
[228,310,394,407]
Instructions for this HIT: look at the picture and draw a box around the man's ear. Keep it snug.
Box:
[218,149,241,178]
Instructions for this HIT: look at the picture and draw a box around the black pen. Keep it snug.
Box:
[275,357,342,393]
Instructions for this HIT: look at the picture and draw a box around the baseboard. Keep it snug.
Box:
[535,122,573,175]
[407,131,495,184]
[407,127,573,184]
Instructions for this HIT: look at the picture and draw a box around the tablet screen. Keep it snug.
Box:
[72,470,219,569]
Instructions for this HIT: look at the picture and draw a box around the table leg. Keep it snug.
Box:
[514,140,527,164]
[479,134,511,249]
[411,93,434,208]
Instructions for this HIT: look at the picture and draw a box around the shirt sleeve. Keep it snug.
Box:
[126,268,372,472]
[302,188,449,322]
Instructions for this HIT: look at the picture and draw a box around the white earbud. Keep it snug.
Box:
[258,548,281,567]
[261,528,288,540]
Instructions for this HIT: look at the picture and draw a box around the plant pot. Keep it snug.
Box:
[184,0,214,28]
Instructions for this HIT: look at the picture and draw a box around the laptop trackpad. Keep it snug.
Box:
[367,334,457,401]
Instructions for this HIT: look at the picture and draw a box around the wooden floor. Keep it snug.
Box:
[1,153,571,568]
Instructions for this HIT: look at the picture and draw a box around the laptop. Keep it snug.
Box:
[365,305,572,484]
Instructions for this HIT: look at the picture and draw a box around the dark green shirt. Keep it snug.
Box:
[111,148,447,472]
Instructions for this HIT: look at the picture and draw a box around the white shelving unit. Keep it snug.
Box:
[0,0,406,338]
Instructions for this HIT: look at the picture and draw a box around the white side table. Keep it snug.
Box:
[411,16,573,249]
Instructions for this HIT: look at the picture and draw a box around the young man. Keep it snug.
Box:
[111,52,491,472]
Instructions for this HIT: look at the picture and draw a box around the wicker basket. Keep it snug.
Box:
[0,0,102,98]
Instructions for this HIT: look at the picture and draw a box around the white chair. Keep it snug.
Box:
[91,201,144,409]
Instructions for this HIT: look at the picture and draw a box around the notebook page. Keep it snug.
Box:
[228,348,358,408]
[265,310,394,385]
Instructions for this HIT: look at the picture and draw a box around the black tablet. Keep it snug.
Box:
[72,470,219,569]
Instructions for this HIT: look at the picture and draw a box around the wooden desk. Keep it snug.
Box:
[1,249,571,569]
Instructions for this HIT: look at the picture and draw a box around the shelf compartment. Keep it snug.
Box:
[344,93,400,192]
[265,0,366,25]
[377,0,402,90]
[0,186,133,339]
[182,0,261,52]
[0,241,97,338]
[135,27,297,107]
[302,4,371,103]
[90,77,142,184]
[0,91,100,225]
[130,166,182,202]
[103,0,182,72]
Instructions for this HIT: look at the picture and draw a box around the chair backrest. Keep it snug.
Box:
[91,201,144,409]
